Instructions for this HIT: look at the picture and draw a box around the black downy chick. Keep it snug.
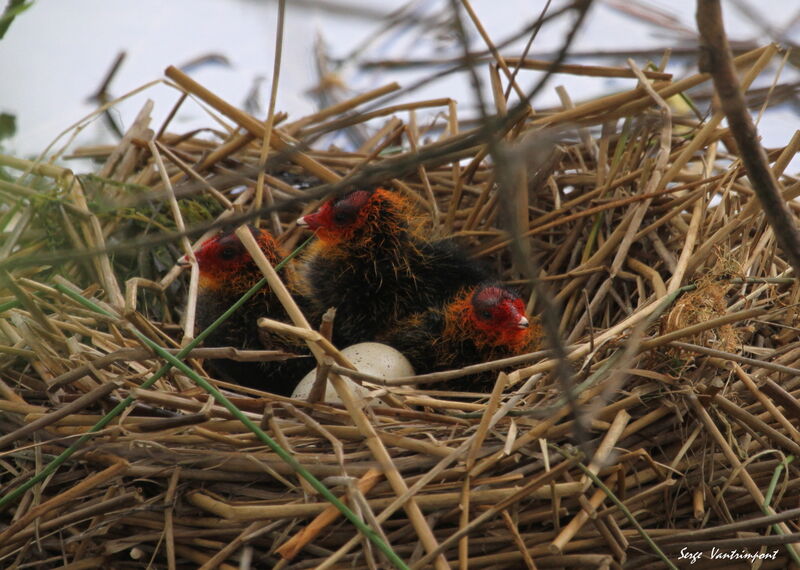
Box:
[297,188,489,346]
[381,283,541,391]
[181,226,313,395]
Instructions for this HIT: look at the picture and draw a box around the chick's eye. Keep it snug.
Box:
[220,246,238,260]
[479,310,492,320]
[332,204,358,225]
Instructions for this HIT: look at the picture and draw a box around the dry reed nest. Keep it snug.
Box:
[2,40,800,569]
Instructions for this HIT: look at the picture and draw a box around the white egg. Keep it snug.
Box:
[291,342,414,403]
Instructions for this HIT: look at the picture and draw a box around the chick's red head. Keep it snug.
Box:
[297,188,406,244]
[467,285,531,350]
[188,227,280,291]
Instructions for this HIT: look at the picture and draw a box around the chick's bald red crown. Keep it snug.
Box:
[297,188,406,244]
[470,285,529,333]
[439,283,534,359]
[180,227,281,290]
[298,190,372,230]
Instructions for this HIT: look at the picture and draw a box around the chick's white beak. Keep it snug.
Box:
[516,315,530,329]
[296,216,309,227]
[177,253,192,268]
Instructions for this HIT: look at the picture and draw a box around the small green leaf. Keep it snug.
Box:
[0,112,16,140]
[0,0,33,40]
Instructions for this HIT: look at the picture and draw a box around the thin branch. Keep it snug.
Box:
[696,0,800,276]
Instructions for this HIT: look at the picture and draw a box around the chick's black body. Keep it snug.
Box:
[300,189,488,346]
[195,285,313,395]
[308,237,486,346]
[189,227,314,395]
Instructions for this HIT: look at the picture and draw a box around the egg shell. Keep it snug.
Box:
[291,342,414,403]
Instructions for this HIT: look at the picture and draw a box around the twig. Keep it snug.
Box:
[696,0,800,276]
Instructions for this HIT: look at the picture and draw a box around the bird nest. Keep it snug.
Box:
[2,41,800,569]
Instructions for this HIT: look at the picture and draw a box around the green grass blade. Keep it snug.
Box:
[763,455,800,565]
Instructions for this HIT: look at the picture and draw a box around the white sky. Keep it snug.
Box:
[1,0,798,166]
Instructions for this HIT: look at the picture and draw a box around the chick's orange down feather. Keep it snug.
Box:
[183,226,312,395]
[298,188,488,346]
[381,283,540,391]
